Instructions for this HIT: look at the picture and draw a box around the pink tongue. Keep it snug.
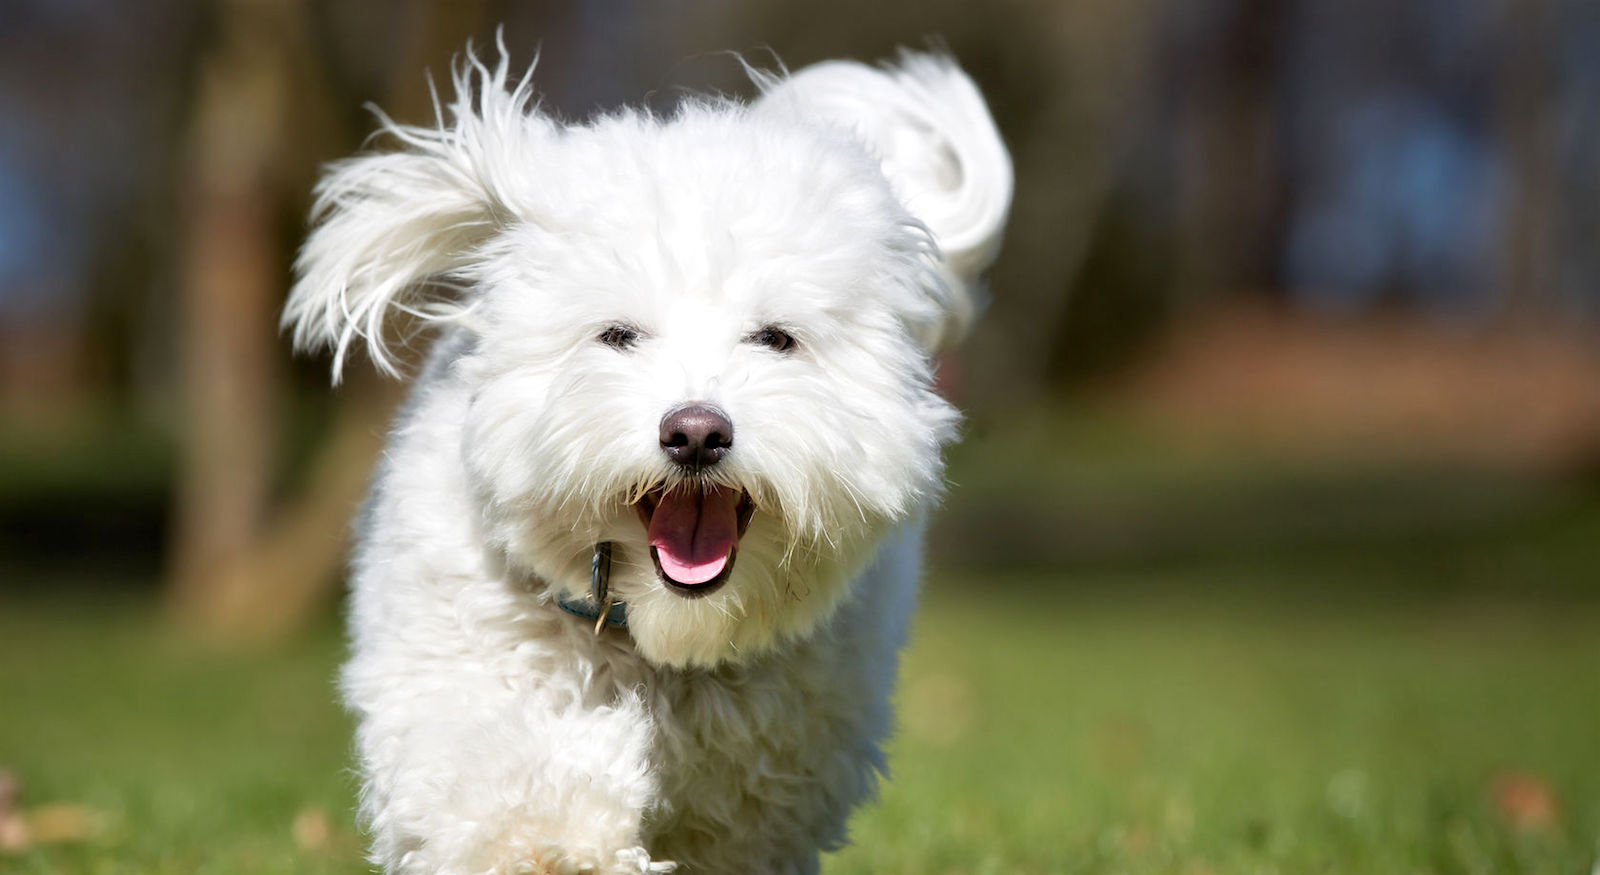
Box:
[648,486,741,585]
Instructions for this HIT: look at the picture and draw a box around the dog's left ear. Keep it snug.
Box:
[284,52,547,381]
[757,52,1013,351]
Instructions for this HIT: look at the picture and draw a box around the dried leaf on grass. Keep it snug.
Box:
[1492,770,1562,834]
[28,804,101,843]
[0,769,23,853]
[293,807,330,851]
[0,769,107,853]
[0,814,26,854]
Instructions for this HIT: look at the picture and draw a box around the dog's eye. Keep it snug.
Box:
[746,326,797,353]
[598,326,639,350]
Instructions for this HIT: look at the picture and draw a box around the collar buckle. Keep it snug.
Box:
[556,542,628,633]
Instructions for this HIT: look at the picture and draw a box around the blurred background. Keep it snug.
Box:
[2,1,1597,873]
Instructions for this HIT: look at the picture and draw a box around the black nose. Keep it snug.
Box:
[660,405,733,468]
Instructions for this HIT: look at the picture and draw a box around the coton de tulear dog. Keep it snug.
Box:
[284,45,1011,875]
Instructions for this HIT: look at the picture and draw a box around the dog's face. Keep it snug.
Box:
[455,115,957,665]
[287,53,1011,667]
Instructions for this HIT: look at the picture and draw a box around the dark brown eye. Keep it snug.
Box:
[747,326,796,353]
[598,325,638,350]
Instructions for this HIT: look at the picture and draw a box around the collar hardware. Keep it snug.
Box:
[556,542,628,633]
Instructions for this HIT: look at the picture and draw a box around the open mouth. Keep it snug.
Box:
[634,484,755,598]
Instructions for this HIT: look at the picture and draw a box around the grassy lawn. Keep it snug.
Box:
[839,585,1600,875]
[0,600,358,875]
[4,558,1597,874]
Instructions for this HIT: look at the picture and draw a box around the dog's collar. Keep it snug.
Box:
[557,591,629,630]
[557,542,628,633]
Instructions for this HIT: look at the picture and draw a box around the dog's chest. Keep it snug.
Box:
[639,639,885,872]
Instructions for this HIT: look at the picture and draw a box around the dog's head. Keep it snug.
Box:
[286,50,1011,667]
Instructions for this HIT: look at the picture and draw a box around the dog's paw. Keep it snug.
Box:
[501,845,673,875]
[613,846,676,873]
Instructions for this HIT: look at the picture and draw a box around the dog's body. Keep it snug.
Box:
[287,49,1010,874]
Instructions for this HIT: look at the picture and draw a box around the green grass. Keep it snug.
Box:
[3,534,1598,873]
[0,601,357,874]
[834,586,1600,875]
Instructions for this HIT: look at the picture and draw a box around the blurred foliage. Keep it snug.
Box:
[940,401,1600,572]
[1,0,1597,604]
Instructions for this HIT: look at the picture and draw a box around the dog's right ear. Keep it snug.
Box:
[284,51,546,382]
[755,51,1013,352]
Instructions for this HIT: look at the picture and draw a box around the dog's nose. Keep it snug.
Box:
[660,405,733,468]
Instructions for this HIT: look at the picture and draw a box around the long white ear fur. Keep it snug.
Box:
[284,49,542,381]
[756,51,1013,351]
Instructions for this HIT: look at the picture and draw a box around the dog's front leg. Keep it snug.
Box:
[347,656,672,875]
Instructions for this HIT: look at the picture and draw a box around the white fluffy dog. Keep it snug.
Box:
[284,46,1011,875]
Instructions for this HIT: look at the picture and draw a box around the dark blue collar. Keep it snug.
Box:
[557,592,628,630]
[560,541,627,632]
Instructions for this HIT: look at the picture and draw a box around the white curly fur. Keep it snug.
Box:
[285,45,1010,874]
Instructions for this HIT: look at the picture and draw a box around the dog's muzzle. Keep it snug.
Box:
[634,485,755,598]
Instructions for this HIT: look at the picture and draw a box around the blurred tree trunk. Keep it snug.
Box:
[167,0,488,641]
[1001,0,1162,392]
[1170,0,1288,311]
[1500,0,1560,324]
[167,0,297,634]
[179,373,397,638]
